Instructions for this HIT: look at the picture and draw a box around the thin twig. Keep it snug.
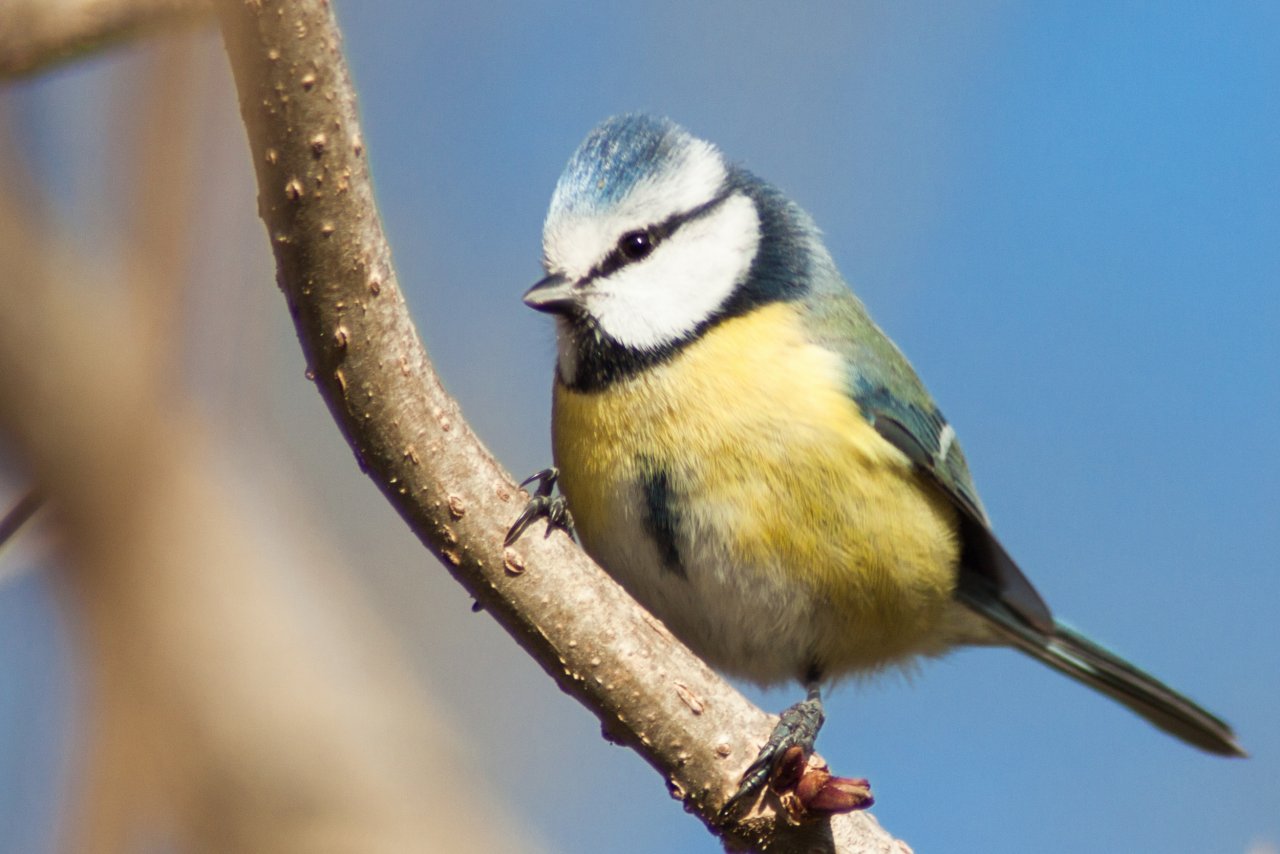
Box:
[0,0,210,78]
[0,487,40,550]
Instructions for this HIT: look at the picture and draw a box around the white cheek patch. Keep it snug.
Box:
[587,193,761,351]
[543,139,728,280]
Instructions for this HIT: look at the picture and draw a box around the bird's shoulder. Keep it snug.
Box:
[794,282,1055,634]
[796,285,986,522]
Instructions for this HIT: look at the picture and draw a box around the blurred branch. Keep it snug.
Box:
[212,2,907,851]
[0,487,40,550]
[0,0,209,79]
[0,82,527,854]
[119,32,204,387]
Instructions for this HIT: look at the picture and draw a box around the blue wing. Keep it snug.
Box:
[798,285,1243,756]
[800,286,1055,635]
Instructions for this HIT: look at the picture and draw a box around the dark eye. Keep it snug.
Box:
[617,230,654,262]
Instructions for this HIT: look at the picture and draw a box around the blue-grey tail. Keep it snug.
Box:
[958,588,1246,757]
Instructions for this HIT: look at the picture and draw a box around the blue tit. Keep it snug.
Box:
[514,114,1244,811]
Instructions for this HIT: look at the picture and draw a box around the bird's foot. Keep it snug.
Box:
[727,692,826,813]
[719,690,872,823]
[504,468,575,546]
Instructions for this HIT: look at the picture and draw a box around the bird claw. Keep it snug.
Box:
[721,692,825,817]
[505,467,576,546]
[718,689,870,822]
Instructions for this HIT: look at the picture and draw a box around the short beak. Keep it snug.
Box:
[522,273,577,314]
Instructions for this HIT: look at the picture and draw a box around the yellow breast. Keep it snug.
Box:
[552,303,963,676]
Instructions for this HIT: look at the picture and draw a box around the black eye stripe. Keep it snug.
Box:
[579,187,735,285]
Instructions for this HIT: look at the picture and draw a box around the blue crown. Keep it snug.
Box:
[550,114,695,217]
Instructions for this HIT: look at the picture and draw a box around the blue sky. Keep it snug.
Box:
[2,2,1277,852]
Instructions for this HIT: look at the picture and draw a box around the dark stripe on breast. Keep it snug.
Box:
[640,466,686,577]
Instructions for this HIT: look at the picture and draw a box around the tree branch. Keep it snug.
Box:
[211,1,907,850]
[0,0,210,78]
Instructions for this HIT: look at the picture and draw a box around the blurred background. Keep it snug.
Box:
[1,1,1277,851]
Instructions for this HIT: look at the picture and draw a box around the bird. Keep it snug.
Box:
[509,113,1244,815]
